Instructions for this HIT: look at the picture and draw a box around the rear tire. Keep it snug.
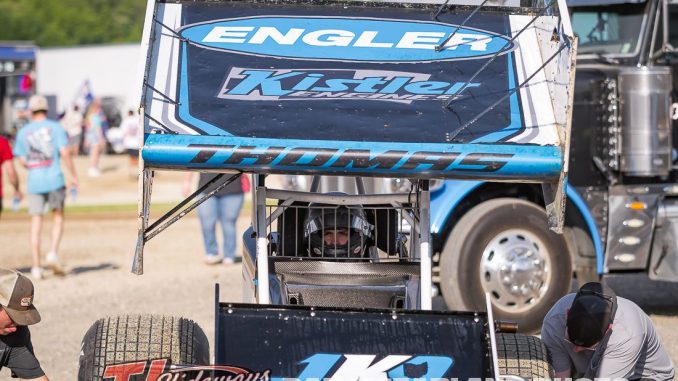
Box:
[439,198,572,333]
[496,333,553,379]
[78,314,209,380]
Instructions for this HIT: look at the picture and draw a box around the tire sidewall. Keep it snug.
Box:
[441,199,571,333]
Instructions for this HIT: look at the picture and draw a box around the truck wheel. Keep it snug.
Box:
[496,333,553,379]
[78,314,210,380]
[439,198,572,333]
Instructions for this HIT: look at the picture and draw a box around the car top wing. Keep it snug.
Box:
[137,0,576,183]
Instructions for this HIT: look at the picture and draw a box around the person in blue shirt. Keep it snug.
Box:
[13,95,78,280]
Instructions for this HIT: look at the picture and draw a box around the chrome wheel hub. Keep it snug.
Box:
[479,229,551,313]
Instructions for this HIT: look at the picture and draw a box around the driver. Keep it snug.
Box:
[304,203,374,258]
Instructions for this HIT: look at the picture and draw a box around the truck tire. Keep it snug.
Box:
[439,198,572,333]
[78,314,210,380]
[496,333,553,379]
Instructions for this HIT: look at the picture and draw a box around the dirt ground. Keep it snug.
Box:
[1,155,678,379]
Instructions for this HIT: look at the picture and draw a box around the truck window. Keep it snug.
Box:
[571,3,647,55]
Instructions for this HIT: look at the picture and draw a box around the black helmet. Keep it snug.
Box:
[304,204,373,258]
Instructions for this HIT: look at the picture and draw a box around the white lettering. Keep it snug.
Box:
[201,26,496,53]
[203,26,254,43]
[302,30,355,46]
[328,355,411,381]
[248,27,305,45]
[396,32,445,49]
[353,31,394,48]
[444,33,490,51]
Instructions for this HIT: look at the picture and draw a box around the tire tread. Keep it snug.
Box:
[78,314,209,380]
[496,333,552,379]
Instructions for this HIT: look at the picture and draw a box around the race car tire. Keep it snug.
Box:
[78,314,209,380]
[439,198,572,333]
[496,333,553,379]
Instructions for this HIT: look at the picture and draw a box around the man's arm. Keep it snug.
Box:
[2,159,22,201]
[541,316,573,379]
[6,347,47,381]
[183,172,195,197]
[59,146,78,190]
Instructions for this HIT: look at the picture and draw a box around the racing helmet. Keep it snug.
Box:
[304,203,374,258]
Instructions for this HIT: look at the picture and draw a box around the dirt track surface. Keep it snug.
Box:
[1,155,677,379]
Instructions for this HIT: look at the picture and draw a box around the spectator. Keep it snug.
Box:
[183,173,246,265]
[13,95,78,280]
[60,105,84,156]
[0,135,22,217]
[0,268,49,380]
[119,110,140,177]
[84,99,106,177]
[542,282,675,380]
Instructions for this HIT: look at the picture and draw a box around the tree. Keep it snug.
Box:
[0,0,146,47]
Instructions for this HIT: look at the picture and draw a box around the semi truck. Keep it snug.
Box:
[285,0,678,333]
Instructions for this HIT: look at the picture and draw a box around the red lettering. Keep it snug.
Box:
[103,361,146,381]
[146,359,169,381]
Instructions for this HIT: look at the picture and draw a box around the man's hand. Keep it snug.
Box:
[69,177,79,191]
[13,189,23,202]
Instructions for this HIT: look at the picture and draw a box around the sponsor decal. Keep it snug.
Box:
[180,17,512,62]
[288,354,454,380]
[100,354,451,381]
[102,359,270,381]
[219,68,480,104]
[189,145,514,173]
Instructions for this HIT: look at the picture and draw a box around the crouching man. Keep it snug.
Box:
[542,282,674,380]
[0,269,48,380]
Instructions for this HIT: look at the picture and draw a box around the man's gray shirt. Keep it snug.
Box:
[542,294,674,380]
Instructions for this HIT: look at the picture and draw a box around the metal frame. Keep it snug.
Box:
[250,177,434,309]
[132,171,241,274]
[486,292,501,381]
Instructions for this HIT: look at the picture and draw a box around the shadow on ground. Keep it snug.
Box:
[69,263,119,275]
[17,262,119,276]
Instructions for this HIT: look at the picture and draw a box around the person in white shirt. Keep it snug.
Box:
[118,110,140,177]
[60,105,83,156]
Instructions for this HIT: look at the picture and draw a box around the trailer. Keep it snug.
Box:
[77,0,577,379]
[0,42,36,136]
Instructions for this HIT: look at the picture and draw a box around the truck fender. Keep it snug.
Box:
[565,185,605,275]
[431,180,603,275]
[429,180,484,236]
